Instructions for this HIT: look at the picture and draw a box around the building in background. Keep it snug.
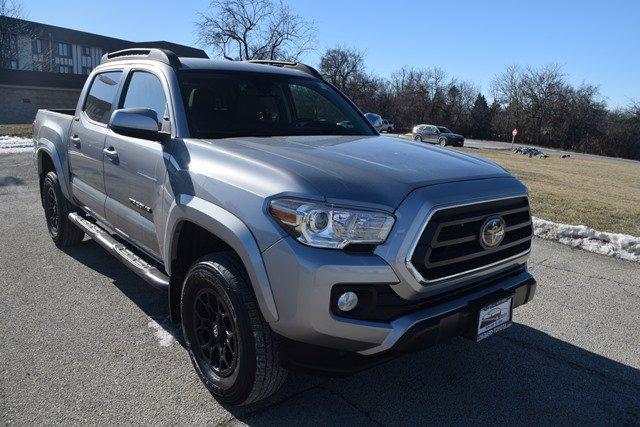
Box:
[0,17,208,124]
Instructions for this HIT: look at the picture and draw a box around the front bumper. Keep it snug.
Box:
[262,238,534,356]
[360,267,535,355]
[261,178,533,356]
[277,270,535,375]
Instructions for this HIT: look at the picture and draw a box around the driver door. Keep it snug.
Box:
[103,70,170,258]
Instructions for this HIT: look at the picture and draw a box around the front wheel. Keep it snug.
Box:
[181,253,287,405]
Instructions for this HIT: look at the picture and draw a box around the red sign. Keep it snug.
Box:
[512,128,518,137]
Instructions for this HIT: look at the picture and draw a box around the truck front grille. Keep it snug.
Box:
[409,197,532,283]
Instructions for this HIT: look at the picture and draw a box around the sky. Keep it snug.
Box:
[21,0,640,108]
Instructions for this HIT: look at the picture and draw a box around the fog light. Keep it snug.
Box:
[337,291,358,312]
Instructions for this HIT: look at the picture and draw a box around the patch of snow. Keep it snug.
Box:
[147,316,181,347]
[533,217,640,262]
[0,135,33,154]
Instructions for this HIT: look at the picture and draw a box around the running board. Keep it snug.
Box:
[68,213,169,290]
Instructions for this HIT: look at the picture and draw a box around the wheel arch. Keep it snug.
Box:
[37,150,55,203]
[164,195,279,324]
[35,143,71,200]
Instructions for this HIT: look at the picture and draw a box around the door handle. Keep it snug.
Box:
[70,135,81,148]
[103,147,118,161]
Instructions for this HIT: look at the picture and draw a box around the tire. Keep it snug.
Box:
[41,171,84,246]
[439,138,447,147]
[181,253,287,405]
[414,134,423,142]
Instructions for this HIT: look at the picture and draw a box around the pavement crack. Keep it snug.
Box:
[531,257,550,266]
[498,334,640,395]
[317,384,383,426]
[539,261,640,296]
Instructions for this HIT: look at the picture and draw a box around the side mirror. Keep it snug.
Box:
[364,113,383,132]
[109,108,169,142]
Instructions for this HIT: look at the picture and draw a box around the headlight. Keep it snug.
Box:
[269,198,395,249]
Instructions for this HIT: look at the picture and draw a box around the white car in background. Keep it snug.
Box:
[380,119,394,132]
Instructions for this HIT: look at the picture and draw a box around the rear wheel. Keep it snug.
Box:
[42,171,84,246]
[439,138,447,147]
[414,134,423,142]
[181,253,287,405]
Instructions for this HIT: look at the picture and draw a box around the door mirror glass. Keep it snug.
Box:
[364,113,383,131]
[109,108,167,142]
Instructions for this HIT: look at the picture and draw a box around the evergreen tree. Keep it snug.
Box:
[470,93,491,139]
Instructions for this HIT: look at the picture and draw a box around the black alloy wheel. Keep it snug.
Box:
[44,185,60,234]
[181,253,287,405]
[41,171,84,246]
[192,288,238,377]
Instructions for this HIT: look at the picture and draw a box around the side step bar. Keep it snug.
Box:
[68,213,169,290]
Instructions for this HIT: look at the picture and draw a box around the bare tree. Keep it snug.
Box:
[630,100,640,120]
[0,0,21,16]
[195,0,316,61]
[319,45,365,92]
[315,44,638,160]
[0,0,47,71]
[0,0,26,67]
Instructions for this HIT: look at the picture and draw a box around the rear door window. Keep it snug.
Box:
[83,71,123,124]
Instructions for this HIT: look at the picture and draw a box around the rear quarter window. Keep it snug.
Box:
[84,71,123,124]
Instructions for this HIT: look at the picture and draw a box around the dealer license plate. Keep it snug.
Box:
[476,297,513,341]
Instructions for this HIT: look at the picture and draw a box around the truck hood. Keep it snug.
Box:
[198,135,510,210]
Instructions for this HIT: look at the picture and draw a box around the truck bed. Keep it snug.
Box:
[48,109,76,116]
[33,109,75,157]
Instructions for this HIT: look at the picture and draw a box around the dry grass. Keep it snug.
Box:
[0,124,32,137]
[457,148,640,236]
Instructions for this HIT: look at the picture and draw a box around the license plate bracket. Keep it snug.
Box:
[474,296,513,341]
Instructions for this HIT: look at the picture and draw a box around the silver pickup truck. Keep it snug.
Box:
[33,48,536,405]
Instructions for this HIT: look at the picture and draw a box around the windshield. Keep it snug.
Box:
[179,71,375,139]
[437,126,453,133]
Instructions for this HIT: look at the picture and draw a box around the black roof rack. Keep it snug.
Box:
[246,60,322,79]
[100,48,181,68]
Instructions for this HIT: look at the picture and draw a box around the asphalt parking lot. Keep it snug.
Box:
[1,151,639,425]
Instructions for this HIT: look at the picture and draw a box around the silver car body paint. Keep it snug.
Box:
[33,57,532,355]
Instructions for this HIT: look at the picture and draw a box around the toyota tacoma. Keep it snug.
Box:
[33,48,536,405]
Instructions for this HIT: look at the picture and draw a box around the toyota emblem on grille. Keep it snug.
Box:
[480,216,506,249]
